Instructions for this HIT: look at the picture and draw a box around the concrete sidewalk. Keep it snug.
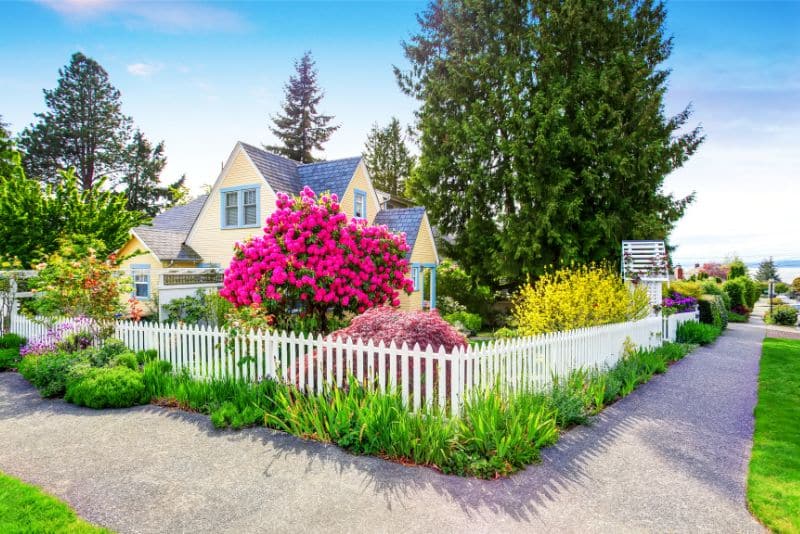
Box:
[0,324,765,533]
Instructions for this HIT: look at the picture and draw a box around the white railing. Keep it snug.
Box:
[10,311,692,415]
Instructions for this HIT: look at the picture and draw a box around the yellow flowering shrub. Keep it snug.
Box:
[512,264,651,335]
[665,280,703,298]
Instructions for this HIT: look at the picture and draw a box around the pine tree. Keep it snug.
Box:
[363,117,415,197]
[17,52,132,191]
[121,130,169,216]
[756,257,781,282]
[397,0,704,288]
[0,116,24,183]
[265,52,339,163]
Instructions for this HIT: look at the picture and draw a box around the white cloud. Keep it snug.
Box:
[127,62,164,77]
[36,0,248,33]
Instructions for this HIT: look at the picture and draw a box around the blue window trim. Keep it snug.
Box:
[198,262,221,268]
[220,184,261,229]
[353,188,367,220]
[131,264,151,301]
[411,264,421,292]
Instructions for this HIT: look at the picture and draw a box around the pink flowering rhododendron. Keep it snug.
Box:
[221,187,414,331]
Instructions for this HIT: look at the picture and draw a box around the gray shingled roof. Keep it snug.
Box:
[150,195,208,232]
[239,142,361,200]
[373,207,426,258]
[132,228,202,262]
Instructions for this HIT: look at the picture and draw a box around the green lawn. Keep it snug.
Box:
[0,471,111,533]
[748,337,800,533]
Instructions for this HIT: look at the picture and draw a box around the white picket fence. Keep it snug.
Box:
[10,311,697,415]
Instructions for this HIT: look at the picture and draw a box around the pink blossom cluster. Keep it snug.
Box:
[329,306,467,353]
[221,187,415,315]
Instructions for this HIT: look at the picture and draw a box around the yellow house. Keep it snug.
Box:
[118,141,439,313]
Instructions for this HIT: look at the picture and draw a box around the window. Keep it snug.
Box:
[411,265,421,292]
[221,186,260,229]
[354,189,367,220]
[131,265,150,300]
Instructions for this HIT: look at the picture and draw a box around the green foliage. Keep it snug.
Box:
[667,280,703,298]
[0,333,25,349]
[210,402,266,430]
[697,295,728,330]
[135,349,158,366]
[723,277,747,310]
[89,339,128,367]
[0,348,20,371]
[65,366,148,409]
[17,352,88,397]
[121,129,173,216]
[110,352,138,371]
[265,51,338,162]
[398,1,702,288]
[0,470,110,533]
[163,289,233,327]
[765,305,798,326]
[26,239,129,321]
[748,338,800,533]
[493,327,517,339]
[434,259,494,320]
[676,321,722,345]
[362,117,415,197]
[793,277,800,294]
[728,259,747,279]
[443,311,482,335]
[700,280,723,295]
[755,257,781,282]
[727,311,748,323]
[547,380,588,428]
[0,168,146,267]
[773,282,790,294]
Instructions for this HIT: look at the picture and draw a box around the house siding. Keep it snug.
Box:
[341,163,379,224]
[397,214,438,311]
[186,148,276,267]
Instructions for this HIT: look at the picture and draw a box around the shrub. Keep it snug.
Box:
[20,317,100,357]
[135,349,158,366]
[745,278,761,308]
[774,282,790,294]
[432,295,466,316]
[329,307,467,352]
[65,366,148,409]
[701,280,724,295]
[698,295,727,330]
[434,259,494,321]
[163,289,233,327]
[676,321,721,345]
[661,291,697,315]
[443,311,482,335]
[728,311,748,323]
[0,348,20,371]
[793,277,800,294]
[512,264,650,336]
[17,351,87,397]
[210,401,265,430]
[728,260,747,279]
[110,352,138,370]
[221,187,414,333]
[668,280,703,298]
[765,305,798,326]
[89,339,128,367]
[493,327,517,339]
[770,297,784,306]
[723,278,748,310]
[0,333,25,349]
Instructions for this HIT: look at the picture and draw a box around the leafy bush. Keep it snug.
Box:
[89,338,128,367]
[698,295,727,330]
[770,297,784,306]
[65,366,148,409]
[20,317,100,357]
[434,259,494,321]
[512,264,650,335]
[435,295,466,316]
[493,327,517,339]
[163,289,232,327]
[329,307,467,352]
[110,352,138,370]
[443,311,482,335]
[667,280,703,298]
[728,311,749,323]
[0,347,20,371]
[210,402,265,430]
[723,278,748,310]
[765,305,798,326]
[135,349,158,366]
[0,333,25,349]
[728,260,747,279]
[17,351,88,397]
[676,321,721,345]
[701,280,724,295]
[774,282,790,294]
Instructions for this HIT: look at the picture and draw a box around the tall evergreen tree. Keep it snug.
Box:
[362,117,415,197]
[121,129,168,216]
[0,116,24,182]
[397,0,704,288]
[756,257,781,282]
[17,52,132,190]
[265,52,339,163]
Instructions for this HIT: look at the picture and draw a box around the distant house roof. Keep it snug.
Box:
[373,207,427,258]
[130,196,207,262]
[239,142,361,200]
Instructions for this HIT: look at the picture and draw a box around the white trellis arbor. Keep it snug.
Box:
[621,241,669,311]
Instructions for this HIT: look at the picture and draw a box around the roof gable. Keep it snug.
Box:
[240,142,300,195]
[373,207,426,257]
[132,228,201,262]
[150,195,208,232]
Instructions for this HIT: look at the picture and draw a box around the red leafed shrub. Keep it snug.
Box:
[330,306,467,352]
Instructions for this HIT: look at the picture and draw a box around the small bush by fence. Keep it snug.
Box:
[10,311,697,415]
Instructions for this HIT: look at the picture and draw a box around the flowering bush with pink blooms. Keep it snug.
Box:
[330,307,467,352]
[221,187,414,333]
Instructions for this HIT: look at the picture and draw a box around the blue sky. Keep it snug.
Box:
[1,0,798,266]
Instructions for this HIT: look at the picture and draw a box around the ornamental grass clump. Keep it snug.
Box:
[512,264,651,336]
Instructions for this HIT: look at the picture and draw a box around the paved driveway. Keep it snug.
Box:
[0,324,765,533]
